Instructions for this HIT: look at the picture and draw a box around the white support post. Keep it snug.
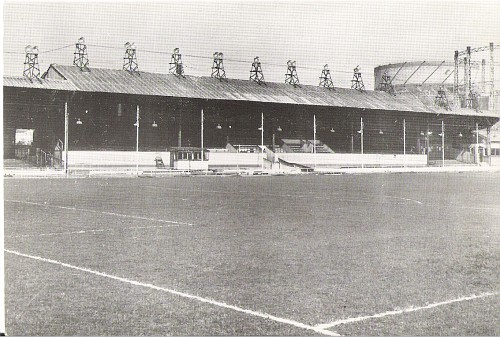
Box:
[136,105,140,173]
[403,118,406,166]
[360,117,364,168]
[261,112,264,171]
[487,126,491,166]
[441,120,445,167]
[201,108,204,161]
[313,114,317,169]
[476,122,479,165]
[64,101,68,175]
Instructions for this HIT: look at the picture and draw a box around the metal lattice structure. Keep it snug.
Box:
[351,66,365,92]
[169,48,185,77]
[249,56,265,85]
[455,43,498,110]
[467,91,479,111]
[285,60,300,87]
[211,52,227,81]
[123,42,138,72]
[435,86,450,110]
[454,51,459,107]
[490,42,495,110]
[23,45,40,80]
[319,64,334,89]
[379,71,395,95]
[73,37,89,71]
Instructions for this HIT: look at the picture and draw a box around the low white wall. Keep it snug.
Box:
[66,151,428,170]
[277,153,427,167]
[67,151,170,168]
[208,152,263,168]
[490,156,500,166]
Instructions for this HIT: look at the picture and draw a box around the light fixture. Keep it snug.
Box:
[357,130,362,134]
[133,122,138,127]
[228,125,232,129]
[459,132,463,137]
[277,126,283,132]
[216,123,222,129]
[420,131,425,136]
[76,118,83,125]
[379,129,384,135]
[438,133,443,137]
[428,131,433,135]
[152,121,158,127]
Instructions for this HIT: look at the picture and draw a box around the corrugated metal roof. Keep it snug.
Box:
[20,64,500,118]
[3,76,79,91]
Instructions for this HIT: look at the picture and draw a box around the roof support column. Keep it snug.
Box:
[64,101,68,175]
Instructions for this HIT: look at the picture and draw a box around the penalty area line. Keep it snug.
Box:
[5,199,196,227]
[5,249,340,336]
[315,291,500,329]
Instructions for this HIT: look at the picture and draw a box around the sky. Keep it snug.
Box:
[2,0,500,89]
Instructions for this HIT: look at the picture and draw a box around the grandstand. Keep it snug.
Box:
[4,56,499,171]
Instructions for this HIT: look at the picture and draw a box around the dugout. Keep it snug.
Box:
[169,147,208,170]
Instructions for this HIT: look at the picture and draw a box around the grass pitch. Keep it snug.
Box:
[4,172,500,335]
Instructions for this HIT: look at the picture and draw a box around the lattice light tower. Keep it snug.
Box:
[379,71,395,95]
[211,52,227,80]
[250,56,265,85]
[169,48,185,77]
[123,42,138,72]
[435,86,450,110]
[285,60,300,87]
[73,37,89,71]
[351,66,365,92]
[319,64,334,89]
[23,45,40,80]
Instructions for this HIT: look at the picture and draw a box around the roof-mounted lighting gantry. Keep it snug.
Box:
[169,48,185,77]
[319,64,334,89]
[23,45,40,80]
[285,60,300,87]
[123,42,138,72]
[73,37,89,71]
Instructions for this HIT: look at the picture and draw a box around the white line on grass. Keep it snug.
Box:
[7,224,190,238]
[315,291,500,329]
[5,200,196,226]
[157,187,422,206]
[5,249,340,336]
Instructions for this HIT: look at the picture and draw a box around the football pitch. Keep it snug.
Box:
[4,172,500,335]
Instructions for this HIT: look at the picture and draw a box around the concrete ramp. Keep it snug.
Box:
[278,158,314,172]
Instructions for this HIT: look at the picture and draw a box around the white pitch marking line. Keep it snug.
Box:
[6,200,196,227]
[7,224,188,239]
[315,291,500,329]
[5,249,340,336]
[379,195,423,205]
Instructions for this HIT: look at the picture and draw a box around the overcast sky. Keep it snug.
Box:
[3,1,500,89]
